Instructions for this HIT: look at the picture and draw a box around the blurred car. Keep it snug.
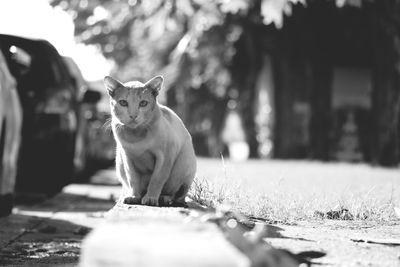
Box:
[0,34,101,196]
[63,56,115,180]
[85,110,116,171]
[0,49,22,216]
[62,56,104,180]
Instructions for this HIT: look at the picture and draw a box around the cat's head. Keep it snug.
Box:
[103,75,163,128]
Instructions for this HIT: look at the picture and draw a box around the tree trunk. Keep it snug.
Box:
[371,3,400,166]
[309,59,332,161]
[272,51,292,158]
[234,27,262,158]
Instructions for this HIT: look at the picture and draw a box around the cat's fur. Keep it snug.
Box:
[104,75,196,206]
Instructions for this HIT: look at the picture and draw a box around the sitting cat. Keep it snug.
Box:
[104,75,197,206]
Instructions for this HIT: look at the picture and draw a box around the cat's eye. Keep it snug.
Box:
[139,100,148,107]
[118,100,128,107]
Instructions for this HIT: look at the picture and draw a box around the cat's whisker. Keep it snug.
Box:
[115,124,123,134]
[102,117,113,132]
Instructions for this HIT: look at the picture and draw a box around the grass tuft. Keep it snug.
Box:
[189,172,399,223]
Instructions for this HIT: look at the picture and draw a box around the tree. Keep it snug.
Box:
[51,0,400,164]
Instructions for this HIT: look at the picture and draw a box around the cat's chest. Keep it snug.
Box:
[118,126,148,144]
[129,151,155,174]
[117,131,157,174]
[115,125,155,152]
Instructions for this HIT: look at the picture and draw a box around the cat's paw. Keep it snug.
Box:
[159,195,173,206]
[123,196,142,205]
[141,195,159,206]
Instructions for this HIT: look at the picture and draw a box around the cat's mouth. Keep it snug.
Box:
[126,119,143,129]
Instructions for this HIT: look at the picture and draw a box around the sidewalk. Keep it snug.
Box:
[0,177,118,266]
[0,166,252,267]
[0,168,300,267]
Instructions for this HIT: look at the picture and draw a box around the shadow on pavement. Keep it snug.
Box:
[0,185,116,266]
[17,192,116,213]
[0,214,84,266]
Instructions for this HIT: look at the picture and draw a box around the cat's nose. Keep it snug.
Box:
[129,115,137,120]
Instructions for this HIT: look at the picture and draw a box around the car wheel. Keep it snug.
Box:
[0,118,14,217]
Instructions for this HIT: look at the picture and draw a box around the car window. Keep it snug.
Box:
[7,45,32,79]
[9,45,31,73]
[6,43,71,89]
[1,39,77,115]
[50,59,63,85]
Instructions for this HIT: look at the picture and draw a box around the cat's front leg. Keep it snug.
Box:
[119,151,142,204]
[124,169,142,205]
[116,150,132,203]
[141,152,172,206]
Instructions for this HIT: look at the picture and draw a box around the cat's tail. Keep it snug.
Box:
[174,184,190,205]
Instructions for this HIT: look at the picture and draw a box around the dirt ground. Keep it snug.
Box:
[0,163,399,266]
[266,221,400,266]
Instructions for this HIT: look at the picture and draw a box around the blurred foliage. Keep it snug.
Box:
[49,0,399,93]
[50,0,400,158]
[49,0,314,80]
[49,0,400,83]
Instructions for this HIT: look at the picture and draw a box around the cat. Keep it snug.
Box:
[104,75,197,206]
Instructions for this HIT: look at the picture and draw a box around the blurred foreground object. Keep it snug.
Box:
[0,34,101,198]
[80,204,250,267]
[0,50,22,216]
[80,202,325,267]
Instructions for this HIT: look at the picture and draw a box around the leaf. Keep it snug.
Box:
[176,0,195,16]
[351,238,400,246]
[261,0,285,28]
[336,0,347,7]
[260,0,306,28]
[38,225,57,234]
[74,226,91,236]
[314,207,354,220]
[336,0,362,8]
[219,0,248,14]
[346,0,362,7]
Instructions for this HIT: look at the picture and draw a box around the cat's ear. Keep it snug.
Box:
[145,75,164,97]
[104,76,122,97]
